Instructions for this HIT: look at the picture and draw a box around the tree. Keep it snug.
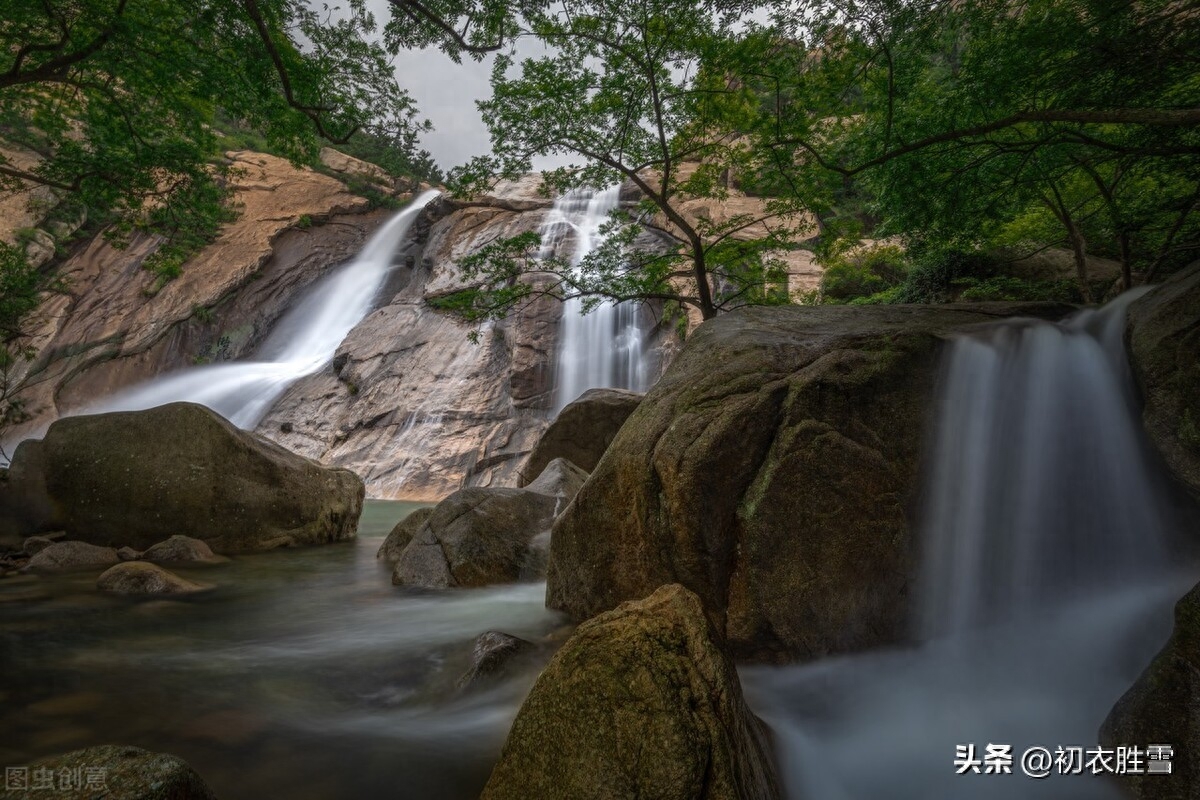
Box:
[741,0,1200,295]
[441,0,814,322]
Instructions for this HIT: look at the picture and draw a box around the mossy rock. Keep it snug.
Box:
[0,744,217,799]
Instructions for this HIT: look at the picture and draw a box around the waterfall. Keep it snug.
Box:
[744,291,1190,800]
[540,186,649,412]
[83,190,440,428]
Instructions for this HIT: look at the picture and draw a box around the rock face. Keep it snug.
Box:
[392,487,558,589]
[481,584,782,800]
[1128,263,1200,500]
[517,389,644,486]
[1100,581,1200,800]
[4,150,386,444]
[548,302,1075,662]
[7,745,218,800]
[376,506,434,563]
[97,562,211,595]
[1,403,363,552]
[26,541,120,573]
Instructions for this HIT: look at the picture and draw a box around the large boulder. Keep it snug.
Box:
[547,302,1073,662]
[0,403,363,553]
[481,584,781,800]
[1128,263,1200,500]
[1100,581,1200,799]
[3,744,218,799]
[517,388,644,486]
[376,507,434,564]
[391,487,557,589]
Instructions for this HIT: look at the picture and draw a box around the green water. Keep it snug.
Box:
[0,501,565,799]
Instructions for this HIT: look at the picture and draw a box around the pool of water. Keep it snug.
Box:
[0,501,566,799]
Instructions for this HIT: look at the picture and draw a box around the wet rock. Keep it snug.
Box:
[4,403,363,553]
[524,457,589,512]
[22,535,57,555]
[142,535,229,565]
[9,744,218,799]
[376,507,434,564]
[97,562,211,596]
[517,388,644,485]
[457,631,537,690]
[481,584,781,800]
[1101,581,1200,800]
[117,547,142,561]
[1128,262,1200,501]
[548,302,1075,662]
[26,541,120,573]
[392,487,558,589]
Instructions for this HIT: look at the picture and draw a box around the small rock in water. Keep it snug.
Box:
[26,541,120,573]
[22,535,57,555]
[142,535,228,565]
[117,546,142,561]
[457,631,537,690]
[22,744,218,799]
[97,562,212,596]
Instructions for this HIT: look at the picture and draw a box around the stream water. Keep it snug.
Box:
[744,291,1194,800]
[0,503,565,799]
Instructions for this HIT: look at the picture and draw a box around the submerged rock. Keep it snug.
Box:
[1128,263,1200,501]
[26,541,120,573]
[1,402,363,553]
[548,302,1074,662]
[391,487,557,589]
[481,584,781,800]
[97,562,211,596]
[376,507,434,564]
[143,535,229,565]
[517,388,644,486]
[456,631,537,690]
[10,744,218,799]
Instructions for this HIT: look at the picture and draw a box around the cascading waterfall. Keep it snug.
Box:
[541,186,649,412]
[744,290,1191,800]
[84,190,441,428]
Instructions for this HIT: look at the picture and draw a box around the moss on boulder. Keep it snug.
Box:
[481,584,781,800]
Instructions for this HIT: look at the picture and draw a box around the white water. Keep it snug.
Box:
[541,187,649,412]
[82,190,441,428]
[745,291,1191,800]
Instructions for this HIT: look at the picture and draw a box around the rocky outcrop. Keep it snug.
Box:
[1100,581,1200,800]
[517,389,644,485]
[26,541,120,573]
[7,745,218,799]
[0,402,363,552]
[392,487,558,589]
[1128,264,1200,500]
[547,301,1074,662]
[5,151,387,443]
[481,584,782,800]
[98,562,212,595]
[376,507,434,563]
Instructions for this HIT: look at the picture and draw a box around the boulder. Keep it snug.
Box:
[456,631,537,690]
[1128,263,1200,500]
[26,541,120,573]
[376,507,434,564]
[524,457,589,510]
[548,302,1074,662]
[392,487,558,589]
[1,403,363,553]
[97,562,212,596]
[517,388,644,485]
[1100,581,1200,799]
[143,535,229,565]
[22,535,58,555]
[480,584,781,800]
[117,546,142,561]
[10,744,217,799]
